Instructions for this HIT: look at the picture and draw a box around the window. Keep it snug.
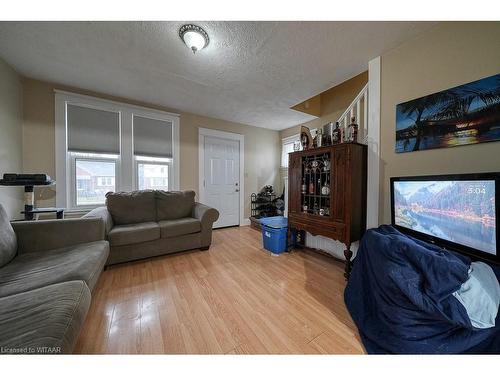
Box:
[136,157,170,191]
[66,103,120,209]
[55,91,180,211]
[133,115,174,192]
[281,134,300,168]
[73,155,118,206]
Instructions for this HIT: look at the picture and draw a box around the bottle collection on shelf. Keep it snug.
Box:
[300,154,331,217]
[329,116,358,145]
[295,118,359,218]
[298,117,359,151]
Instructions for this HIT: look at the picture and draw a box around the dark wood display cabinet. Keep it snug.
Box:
[287,143,367,279]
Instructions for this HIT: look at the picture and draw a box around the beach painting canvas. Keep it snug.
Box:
[395,73,500,153]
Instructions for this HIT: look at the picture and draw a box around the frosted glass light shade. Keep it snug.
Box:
[179,24,209,54]
[183,31,205,52]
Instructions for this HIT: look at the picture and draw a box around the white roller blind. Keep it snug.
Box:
[133,115,173,158]
[67,104,120,154]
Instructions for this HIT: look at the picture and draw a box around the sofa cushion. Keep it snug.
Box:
[159,218,201,238]
[0,240,109,298]
[0,205,17,268]
[106,190,156,225]
[83,206,114,235]
[156,190,195,221]
[108,222,160,247]
[0,280,91,354]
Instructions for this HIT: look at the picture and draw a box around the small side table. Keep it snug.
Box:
[21,208,65,220]
[0,179,59,220]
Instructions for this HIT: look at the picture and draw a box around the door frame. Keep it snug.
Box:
[198,128,245,226]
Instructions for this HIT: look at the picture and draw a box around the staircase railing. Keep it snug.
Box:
[337,83,369,144]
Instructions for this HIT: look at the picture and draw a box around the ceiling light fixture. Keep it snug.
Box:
[179,24,209,54]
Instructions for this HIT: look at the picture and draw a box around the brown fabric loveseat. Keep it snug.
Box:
[84,190,219,265]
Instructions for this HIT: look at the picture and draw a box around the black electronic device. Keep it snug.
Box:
[391,172,499,264]
[0,173,53,186]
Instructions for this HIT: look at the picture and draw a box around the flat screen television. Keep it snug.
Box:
[391,172,499,264]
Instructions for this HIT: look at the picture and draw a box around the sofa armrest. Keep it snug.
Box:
[192,203,219,229]
[12,218,105,254]
[83,206,114,236]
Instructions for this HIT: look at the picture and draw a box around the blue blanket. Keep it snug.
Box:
[344,225,500,354]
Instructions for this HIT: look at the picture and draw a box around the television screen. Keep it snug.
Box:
[392,177,497,258]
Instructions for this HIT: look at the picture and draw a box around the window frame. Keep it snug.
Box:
[55,90,180,212]
[281,134,301,169]
[69,152,120,210]
[134,156,172,191]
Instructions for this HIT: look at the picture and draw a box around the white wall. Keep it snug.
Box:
[0,57,23,219]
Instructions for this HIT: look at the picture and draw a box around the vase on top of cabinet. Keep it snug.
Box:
[287,143,367,280]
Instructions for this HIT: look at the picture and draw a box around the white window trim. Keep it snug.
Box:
[55,90,180,211]
[280,129,317,171]
[281,134,300,170]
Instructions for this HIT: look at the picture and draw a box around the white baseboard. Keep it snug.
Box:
[305,232,359,261]
[240,218,251,226]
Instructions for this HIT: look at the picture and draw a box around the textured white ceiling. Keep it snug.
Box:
[0,21,437,130]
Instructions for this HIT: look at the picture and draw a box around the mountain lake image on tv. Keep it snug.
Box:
[393,179,496,255]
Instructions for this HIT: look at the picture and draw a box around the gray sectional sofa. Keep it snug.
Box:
[0,190,216,353]
[0,205,109,354]
[84,190,219,265]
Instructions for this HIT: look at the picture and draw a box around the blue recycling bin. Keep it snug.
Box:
[260,216,288,254]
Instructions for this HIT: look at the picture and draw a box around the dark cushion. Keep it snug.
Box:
[159,218,201,238]
[108,222,160,246]
[105,190,156,225]
[0,240,109,298]
[0,205,17,268]
[0,280,91,354]
[156,190,195,221]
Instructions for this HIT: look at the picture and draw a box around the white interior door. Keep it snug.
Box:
[203,136,240,228]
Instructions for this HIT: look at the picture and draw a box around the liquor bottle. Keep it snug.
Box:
[323,128,330,146]
[316,129,323,147]
[348,116,359,143]
[332,122,341,144]
[309,180,315,194]
[301,178,306,194]
[301,133,309,150]
[321,180,330,195]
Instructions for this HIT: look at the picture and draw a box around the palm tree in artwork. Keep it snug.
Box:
[433,79,500,126]
[434,95,475,125]
[461,77,500,107]
[399,75,500,152]
[398,92,454,151]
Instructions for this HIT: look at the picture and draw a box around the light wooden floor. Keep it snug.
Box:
[74,226,365,354]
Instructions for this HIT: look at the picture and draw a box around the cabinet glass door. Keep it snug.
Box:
[300,151,332,217]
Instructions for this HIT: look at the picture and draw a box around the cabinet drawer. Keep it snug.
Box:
[289,217,345,241]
